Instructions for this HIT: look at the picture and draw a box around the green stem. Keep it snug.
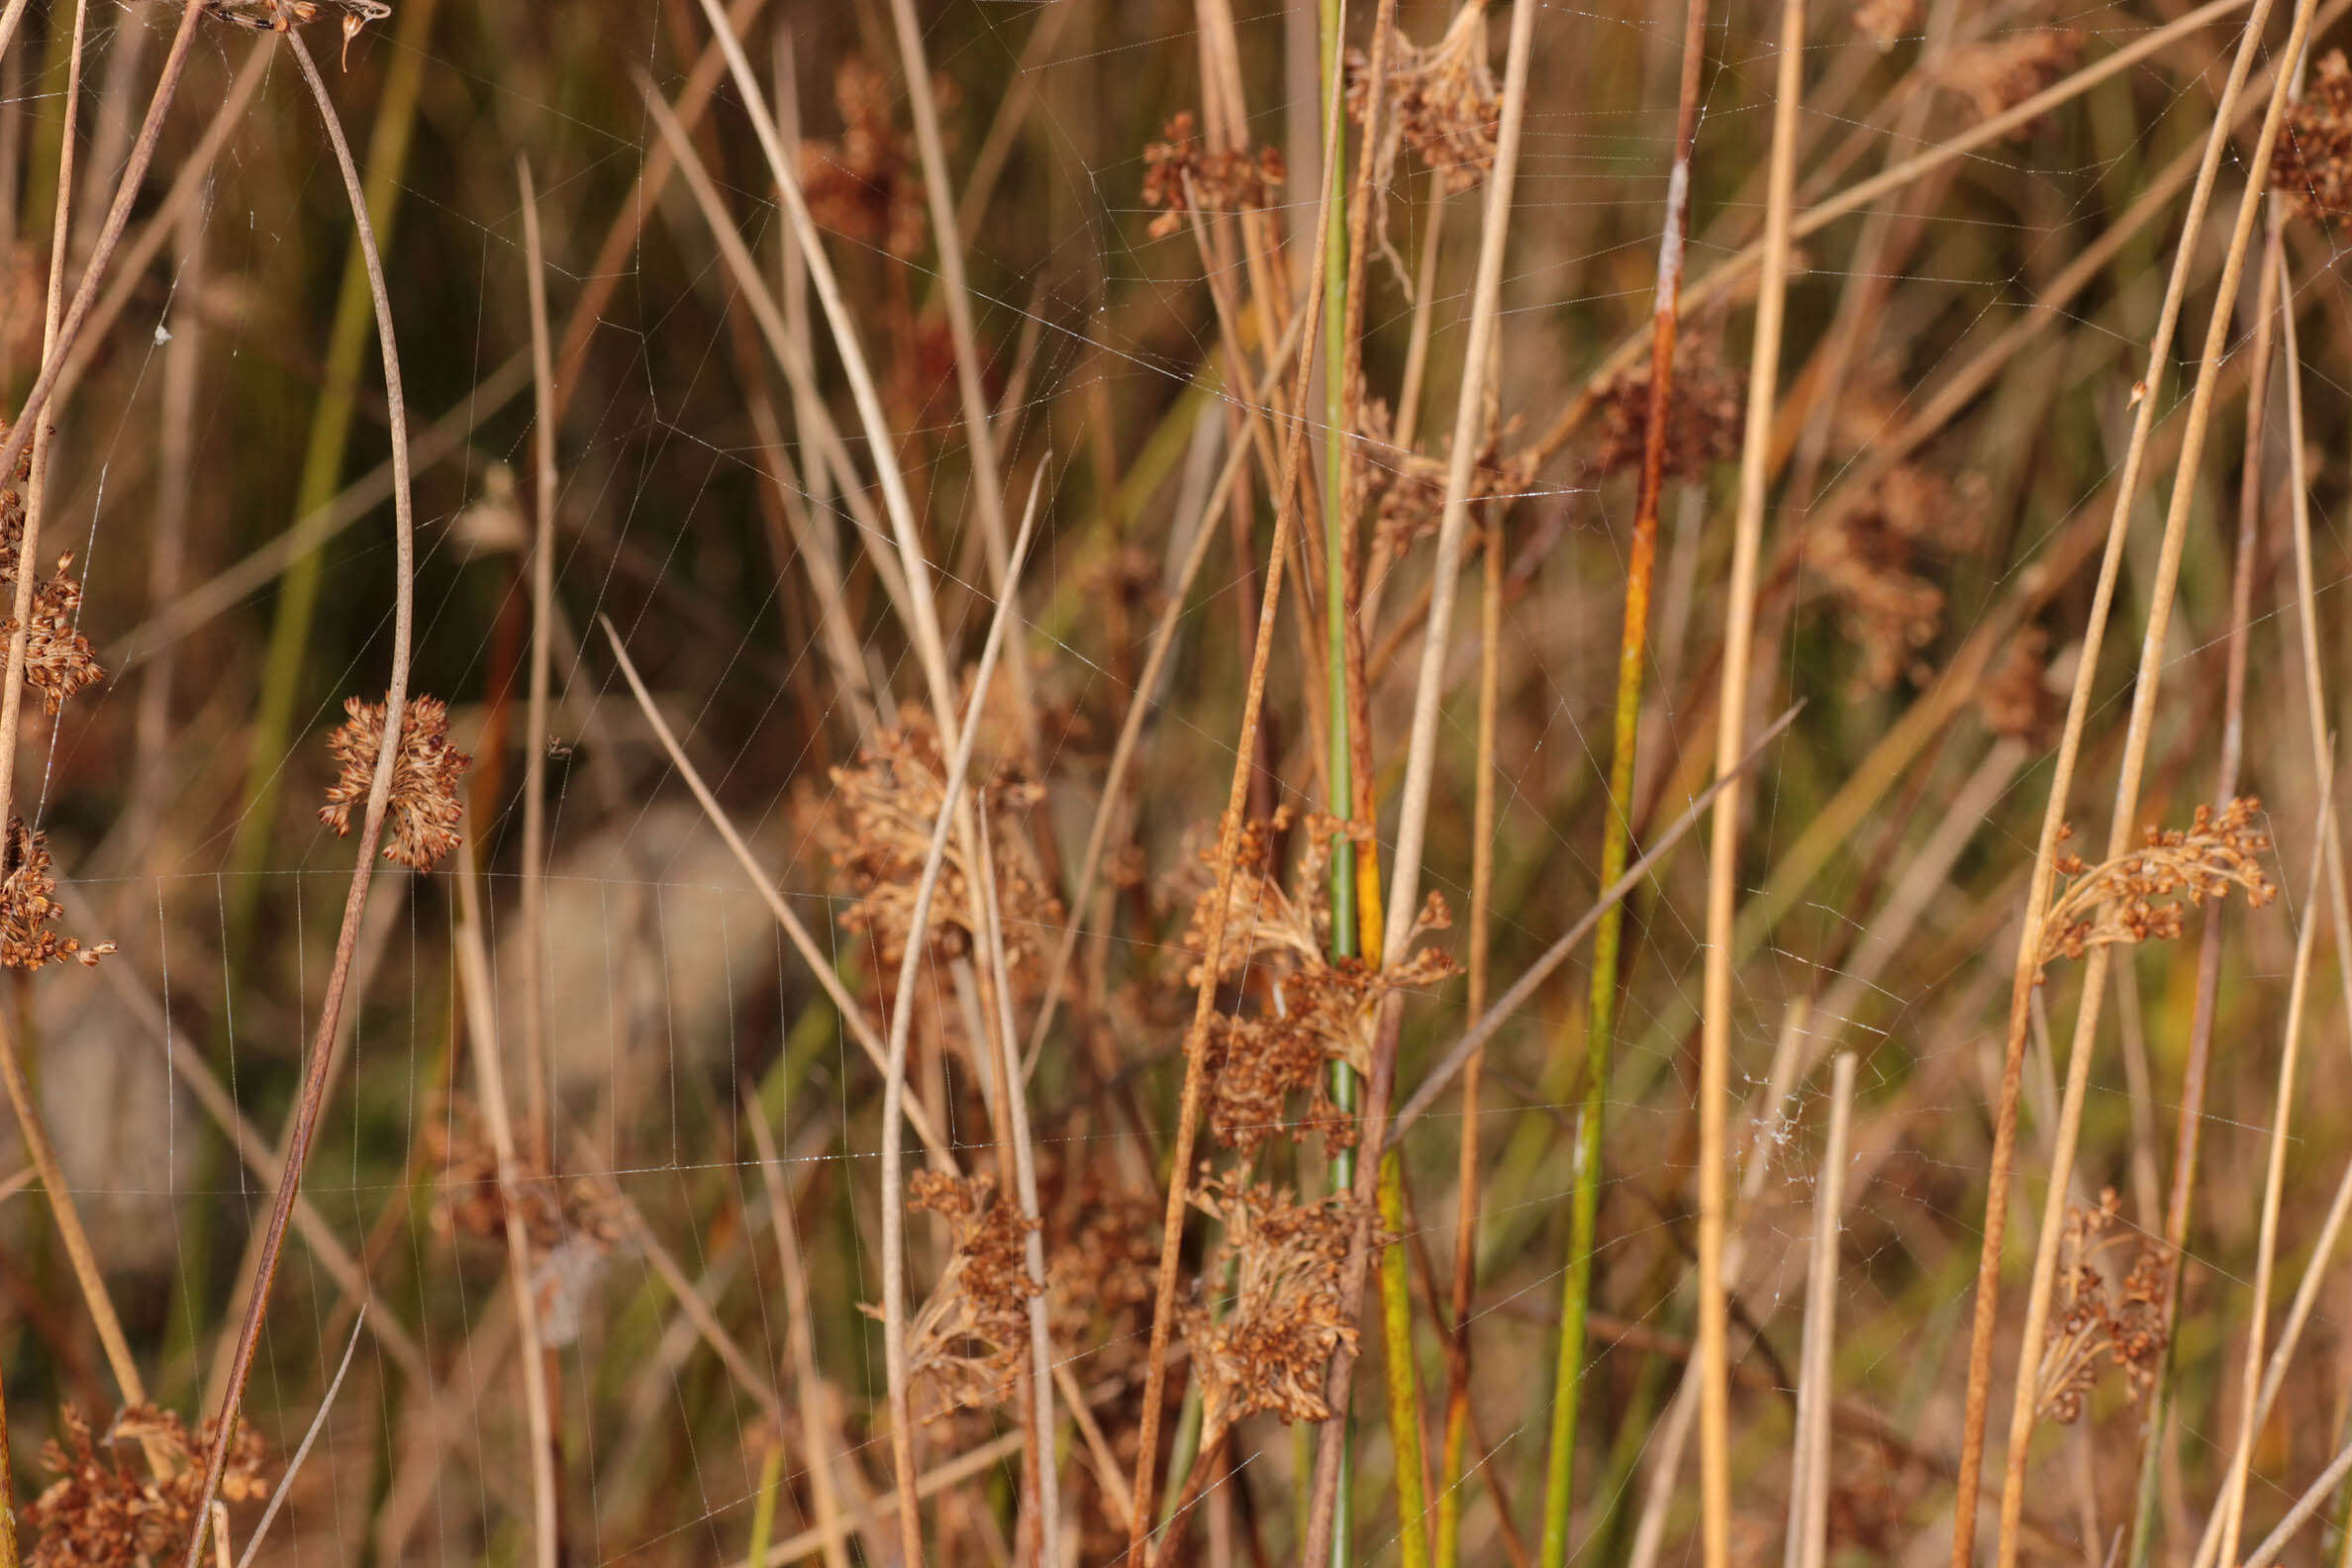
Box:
[1318,3,1361,1565]
[1538,422,1666,1568]
[745,1439,784,1568]
[1378,1151,1433,1567]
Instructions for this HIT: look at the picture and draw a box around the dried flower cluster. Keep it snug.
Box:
[800,58,930,259]
[898,1170,1039,1421]
[1183,1179,1375,1446]
[2037,799,2275,976]
[1141,112,1286,241]
[1935,30,2086,136]
[26,1405,267,1568]
[1045,1173,1159,1361]
[1811,464,1979,693]
[819,708,1062,984]
[1584,335,1744,481]
[1853,0,1920,49]
[2034,1189,2172,1424]
[1185,809,1453,1153]
[318,693,471,871]
[1360,401,1529,564]
[2272,49,2352,224]
[1347,0,1500,193]
[9,554,102,715]
[429,1101,624,1254]
[0,817,110,970]
[1977,627,2062,747]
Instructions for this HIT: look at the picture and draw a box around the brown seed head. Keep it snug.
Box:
[0,816,109,971]
[26,1405,268,1568]
[2272,49,2352,223]
[318,693,472,871]
[2037,798,2275,977]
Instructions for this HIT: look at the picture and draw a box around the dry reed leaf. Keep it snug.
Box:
[26,1405,267,1568]
[2037,798,2275,977]
[318,693,471,871]
[2033,1188,2171,1424]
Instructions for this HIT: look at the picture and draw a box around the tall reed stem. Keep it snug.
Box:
[1539,6,1709,1560]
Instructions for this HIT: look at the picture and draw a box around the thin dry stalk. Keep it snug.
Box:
[517,157,557,1171]
[742,1103,852,1568]
[1127,24,1349,1552]
[883,0,1038,760]
[180,32,423,1564]
[1944,0,2295,1552]
[877,473,1045,1564]
[1987,7,2319,1564]
[1784,1052,1855,1568]
[597,621,949,1162]
[1020,306,1313,1071]
[970,813,1060,1563]
[2243,1435,2352,1568]
[2188,1154,2352,1568]
[2212,786,2332,1568]
[689,0,960,733]
[1436,442,1506,1568]
[0,1013,142,1405]
[450,845,559,1568]
[1697,0,1803,1558]
[228,1309,366,1568]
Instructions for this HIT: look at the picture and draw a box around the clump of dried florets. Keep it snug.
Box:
[319,694,471,871]
[895,1170,1039,1421]
[1854,0,1920,48]
[1184,810,1454,1153]
[1811,464,1980,693]
[2034,1188,2173,1424]
[1360,396,1530,566]
[1978,627,2063,747]
[9,554,102,715]
[1584,334,1745,481]
[0,817,110,971]
[429,1100,624,1255]
[1140,111,1286,240]
[1935,30,2086,137]
[1347,0,1500,194]
[2272,50,2352,224]
[1183,1179,1376,1447]
[800,58,931,259]
[26,1405,267,1568]
[1047,1179,1159,1358]
[2037,799,2274,976]
[820,707,1062,984]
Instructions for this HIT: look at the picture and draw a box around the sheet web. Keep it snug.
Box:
[0,0,2344,1564]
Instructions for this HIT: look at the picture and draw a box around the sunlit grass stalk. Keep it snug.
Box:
[1538,4,1710,1561]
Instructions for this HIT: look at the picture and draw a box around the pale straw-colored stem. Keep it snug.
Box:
[450,850,559,1568]
[518,156,557,1170]
[1699,0,1805,1556]
[1785,1052,1855,1568]
[876,472,1047,1564]
[1948,0,2297,1553]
